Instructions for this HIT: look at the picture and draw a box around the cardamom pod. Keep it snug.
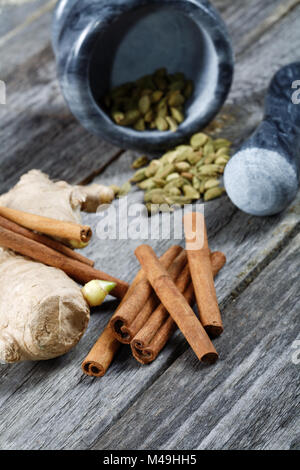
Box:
[183,185,200,199]
[192,176,201,191]
[120,109,141,126]
[134,118,146,131]
[181,172,193,181]
[168,91,185,107]
[204,179,220,190]
[166,172,180,182]
[170,107,184,124]
[144,110,154,123]
[190,132,208,149]
[204,187,225,201]
[138,95,151,115]
[152,177,166,187]
[215,156,230,165]
[157,105,168,119]
[198,164,224,176]
[151,90,164,103]
[188,151,203,165]
[131,168,147,183]
[118,181,132,197]
[144,189,165,203]
[175,162,191,172]
[132,155,149,169]
[166,116,178,132]
[203,154,216,165]
[145,160,161,178]
[203,142,215,157]
[213,138,231,149]
[164,186,181,196]
[155,116,169,131]
[216,147,230,156]
[155,163,175,179]
[111,111,125,124]
[138,178,156,191]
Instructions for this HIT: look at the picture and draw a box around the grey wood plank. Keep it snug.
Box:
[0,44,120,193]
[0,0,300,451]
[0,0,51,38]
[0,186,298,450]
[93,233,300,450]
[0,1,56,77]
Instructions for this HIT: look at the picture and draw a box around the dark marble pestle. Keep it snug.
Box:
[224,63,300,216]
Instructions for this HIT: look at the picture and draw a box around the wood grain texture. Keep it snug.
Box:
[0,1,52,39]
[93,234,300,450]
[0,0,299,451]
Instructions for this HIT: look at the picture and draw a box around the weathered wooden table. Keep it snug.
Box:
[0,0,299,451]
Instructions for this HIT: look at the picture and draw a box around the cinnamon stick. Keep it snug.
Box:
[135,245,218,364]
[0,206,92,243]
[118,249,188,343]
[0,214,94,267]
[131,251,226,364]
[110,245,182,342]
[82,268,145,377]
[0,226,128,299]
[184,212,223,337]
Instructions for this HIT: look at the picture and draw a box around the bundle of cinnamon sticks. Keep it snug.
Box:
[0,205,225,376]
[82,212,226,377]
[0,206,128,299]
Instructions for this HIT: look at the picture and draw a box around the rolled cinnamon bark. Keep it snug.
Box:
[82,268,146,377]
[131,252,226,364]
[82,323,120,377]
[119,249,188,343]
[135,245,218,364]
[0,226,128,299]
[110,245,182,342]
[0,206,92,243]
[0,214,94,267]
[184,212,223,337]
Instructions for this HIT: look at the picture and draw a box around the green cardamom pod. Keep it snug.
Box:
[204,187,225,201]
[132,156,149,169]
[138,95,151,115]
[183,185,200,199]
[170,107,184,124]
[166,116,178,132]
[190,132,208,149]
[155,116,168,131]
[131,168,147,183]
[204,179,220,190]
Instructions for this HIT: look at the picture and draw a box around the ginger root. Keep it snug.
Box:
[0,170,114,363]
[0,248,90,363]
[0,170,114,222]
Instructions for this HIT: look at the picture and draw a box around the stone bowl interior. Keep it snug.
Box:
[87,3,231,153]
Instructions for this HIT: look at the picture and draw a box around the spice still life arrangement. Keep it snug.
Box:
[0,169,225,374]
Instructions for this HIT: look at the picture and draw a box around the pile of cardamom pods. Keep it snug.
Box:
[129,132,231,213]
[103,68,193,132]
